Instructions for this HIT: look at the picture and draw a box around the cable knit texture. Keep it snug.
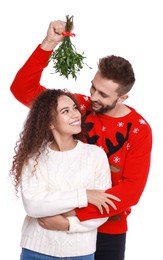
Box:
[20,141,111,257]
[10,44,152,235]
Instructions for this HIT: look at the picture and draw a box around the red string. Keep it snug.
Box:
[62,32,76,37]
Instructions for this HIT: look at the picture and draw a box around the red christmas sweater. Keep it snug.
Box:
[10,45,152,234]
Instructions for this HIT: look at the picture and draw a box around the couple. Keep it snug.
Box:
[9,19,152,260]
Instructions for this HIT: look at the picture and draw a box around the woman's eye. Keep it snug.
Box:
[62,110,69,114]
[74,106,78,110]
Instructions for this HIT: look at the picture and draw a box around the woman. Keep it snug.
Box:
[10,89,118,260]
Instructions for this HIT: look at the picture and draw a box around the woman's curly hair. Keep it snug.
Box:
[9,89,86,196]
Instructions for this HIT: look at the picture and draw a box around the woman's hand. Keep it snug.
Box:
[38,215,69,231]
[87,190,121,214]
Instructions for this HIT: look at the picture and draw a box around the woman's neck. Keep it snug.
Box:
[49,138,77,151]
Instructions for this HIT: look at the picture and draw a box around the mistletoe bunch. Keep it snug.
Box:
[49,15,91,80]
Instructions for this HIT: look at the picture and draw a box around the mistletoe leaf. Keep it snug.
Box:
[49,15,92,80]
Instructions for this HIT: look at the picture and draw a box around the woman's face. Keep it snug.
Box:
[51,95,81,137]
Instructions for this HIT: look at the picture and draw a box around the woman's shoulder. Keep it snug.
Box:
[78,141,106,156]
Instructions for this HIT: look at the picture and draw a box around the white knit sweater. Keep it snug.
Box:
[20,141,111,257]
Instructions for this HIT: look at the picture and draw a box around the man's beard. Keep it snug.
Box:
[91,99,118,114]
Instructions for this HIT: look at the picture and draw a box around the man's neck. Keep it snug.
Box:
[104,104,131,118]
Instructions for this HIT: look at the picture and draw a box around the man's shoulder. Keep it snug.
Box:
[127,107,152,140]
[74,93,91,113]
[74,93,90,102]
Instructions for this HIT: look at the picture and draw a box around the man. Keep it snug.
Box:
[10,20,152,260]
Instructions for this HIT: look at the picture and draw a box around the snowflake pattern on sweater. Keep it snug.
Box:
[10,45,152,234]
[74,94,152,233]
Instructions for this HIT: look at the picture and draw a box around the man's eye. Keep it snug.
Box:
[101,93,107,98]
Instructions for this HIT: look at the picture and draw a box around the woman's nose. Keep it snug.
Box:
[71,110,80,118]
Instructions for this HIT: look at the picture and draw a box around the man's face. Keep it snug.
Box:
[90,72,121,114]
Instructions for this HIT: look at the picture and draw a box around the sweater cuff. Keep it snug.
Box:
[77,189,87,208]
[66,216,80,233]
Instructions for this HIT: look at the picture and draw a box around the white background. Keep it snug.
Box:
[0,0,162,259]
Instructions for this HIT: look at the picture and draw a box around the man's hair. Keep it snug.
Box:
[98,55,135,96]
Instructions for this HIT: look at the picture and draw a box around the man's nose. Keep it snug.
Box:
[91,91,98,101]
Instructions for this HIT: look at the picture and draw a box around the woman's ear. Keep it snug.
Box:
[49,123,55,130]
